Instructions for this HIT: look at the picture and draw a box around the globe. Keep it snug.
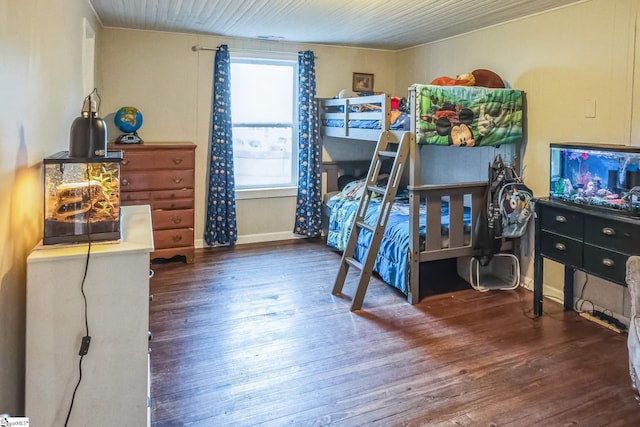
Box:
[114,106,143,134]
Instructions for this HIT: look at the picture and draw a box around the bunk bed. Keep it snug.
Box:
[322,84,525,305]
[320,93,410,140]
[320,92,409,220]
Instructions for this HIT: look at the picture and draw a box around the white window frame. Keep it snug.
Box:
[230,54,299,199]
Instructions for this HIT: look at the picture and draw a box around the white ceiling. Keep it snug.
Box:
[89,0,584,50]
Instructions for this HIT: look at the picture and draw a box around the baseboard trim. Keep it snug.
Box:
[520,275,564,305]
[520,275,629,325]
[195,231,303,248]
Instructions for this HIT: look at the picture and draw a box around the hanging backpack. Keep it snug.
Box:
[488,154,534,239]
[498,181,534,238]
[474,154,534,267]
[472,189,502,267]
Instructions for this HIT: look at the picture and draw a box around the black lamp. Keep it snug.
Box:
[69,88,107,158]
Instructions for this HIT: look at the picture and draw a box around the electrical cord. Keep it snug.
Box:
[524,275,590,321]
[518,292,538,320]
[64,352,84,426]
[574,274,594,313]
[64,238,91,427]
[64,170,94,427]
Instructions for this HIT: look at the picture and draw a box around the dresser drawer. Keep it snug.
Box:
[152,198,193,210]
[121,170,195,191]
[540,231,583,268]
[584,215,640,254]
[151,149,195,170]
[584,244,628,285]
[120,151,153,171]
[121,191,151,204]
[121,148,195,171]
[540,206,583,239]
[151,209,194,230]
[153,228,194,250]
[152,188,194,201]
[150,189,194,210]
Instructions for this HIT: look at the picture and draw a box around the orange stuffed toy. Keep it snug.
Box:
[430,69,505,88]
[430,74,474,86]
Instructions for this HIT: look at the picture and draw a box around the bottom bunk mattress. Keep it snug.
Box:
[326,186,472,295]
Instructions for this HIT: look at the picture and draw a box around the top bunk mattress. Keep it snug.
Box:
[412,84,524,147]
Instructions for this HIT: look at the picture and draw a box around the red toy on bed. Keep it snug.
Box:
[430,69,506,88]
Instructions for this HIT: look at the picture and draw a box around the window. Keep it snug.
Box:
[230,58,297,192]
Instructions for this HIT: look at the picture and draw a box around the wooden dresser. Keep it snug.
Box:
[110,141,196,263]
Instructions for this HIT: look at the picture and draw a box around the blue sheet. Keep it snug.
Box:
[327,194,471,295]
[322,112,410,131]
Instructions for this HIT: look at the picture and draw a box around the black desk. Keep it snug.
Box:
[533,198,640,316]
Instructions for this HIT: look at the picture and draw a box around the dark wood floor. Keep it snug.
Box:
[149,239,640,426]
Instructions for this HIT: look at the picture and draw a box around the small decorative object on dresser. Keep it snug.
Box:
[114,106,144,144]
[110,141,196,263]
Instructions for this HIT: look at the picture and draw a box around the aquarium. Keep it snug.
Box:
[549,143,640,215]
[43,151,122,245]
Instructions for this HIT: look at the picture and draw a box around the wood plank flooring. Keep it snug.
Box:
[149,239,640,426]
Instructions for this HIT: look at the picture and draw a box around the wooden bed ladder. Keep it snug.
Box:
[331,131,411,311]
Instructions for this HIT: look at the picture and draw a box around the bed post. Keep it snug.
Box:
[408,85,421,304]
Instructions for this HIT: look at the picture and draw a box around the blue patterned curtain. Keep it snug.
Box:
[293,51,321,237]
[204,45,237,246]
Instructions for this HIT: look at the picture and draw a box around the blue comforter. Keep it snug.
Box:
[327,194,470,295]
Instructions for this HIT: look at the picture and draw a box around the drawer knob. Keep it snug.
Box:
[173,158,183,165]
[173,177,184,184]
[122,178,129,186]
[555,215,567,223]
[555,243,566,251]
[602,258,615,267]
[602,227,616,236]
[171,235,183,243]
[171,216,183,224]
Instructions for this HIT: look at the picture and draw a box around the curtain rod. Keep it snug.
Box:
[192,45,218,52]
[191,45,316,58]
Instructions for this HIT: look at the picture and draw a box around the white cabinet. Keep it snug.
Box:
[26,205,154,426]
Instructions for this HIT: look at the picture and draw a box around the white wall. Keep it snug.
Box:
[100,29,398,245]
[0,0,102,415]
[398,0,639,317]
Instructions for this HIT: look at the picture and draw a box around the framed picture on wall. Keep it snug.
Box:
[352,72,374,92]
